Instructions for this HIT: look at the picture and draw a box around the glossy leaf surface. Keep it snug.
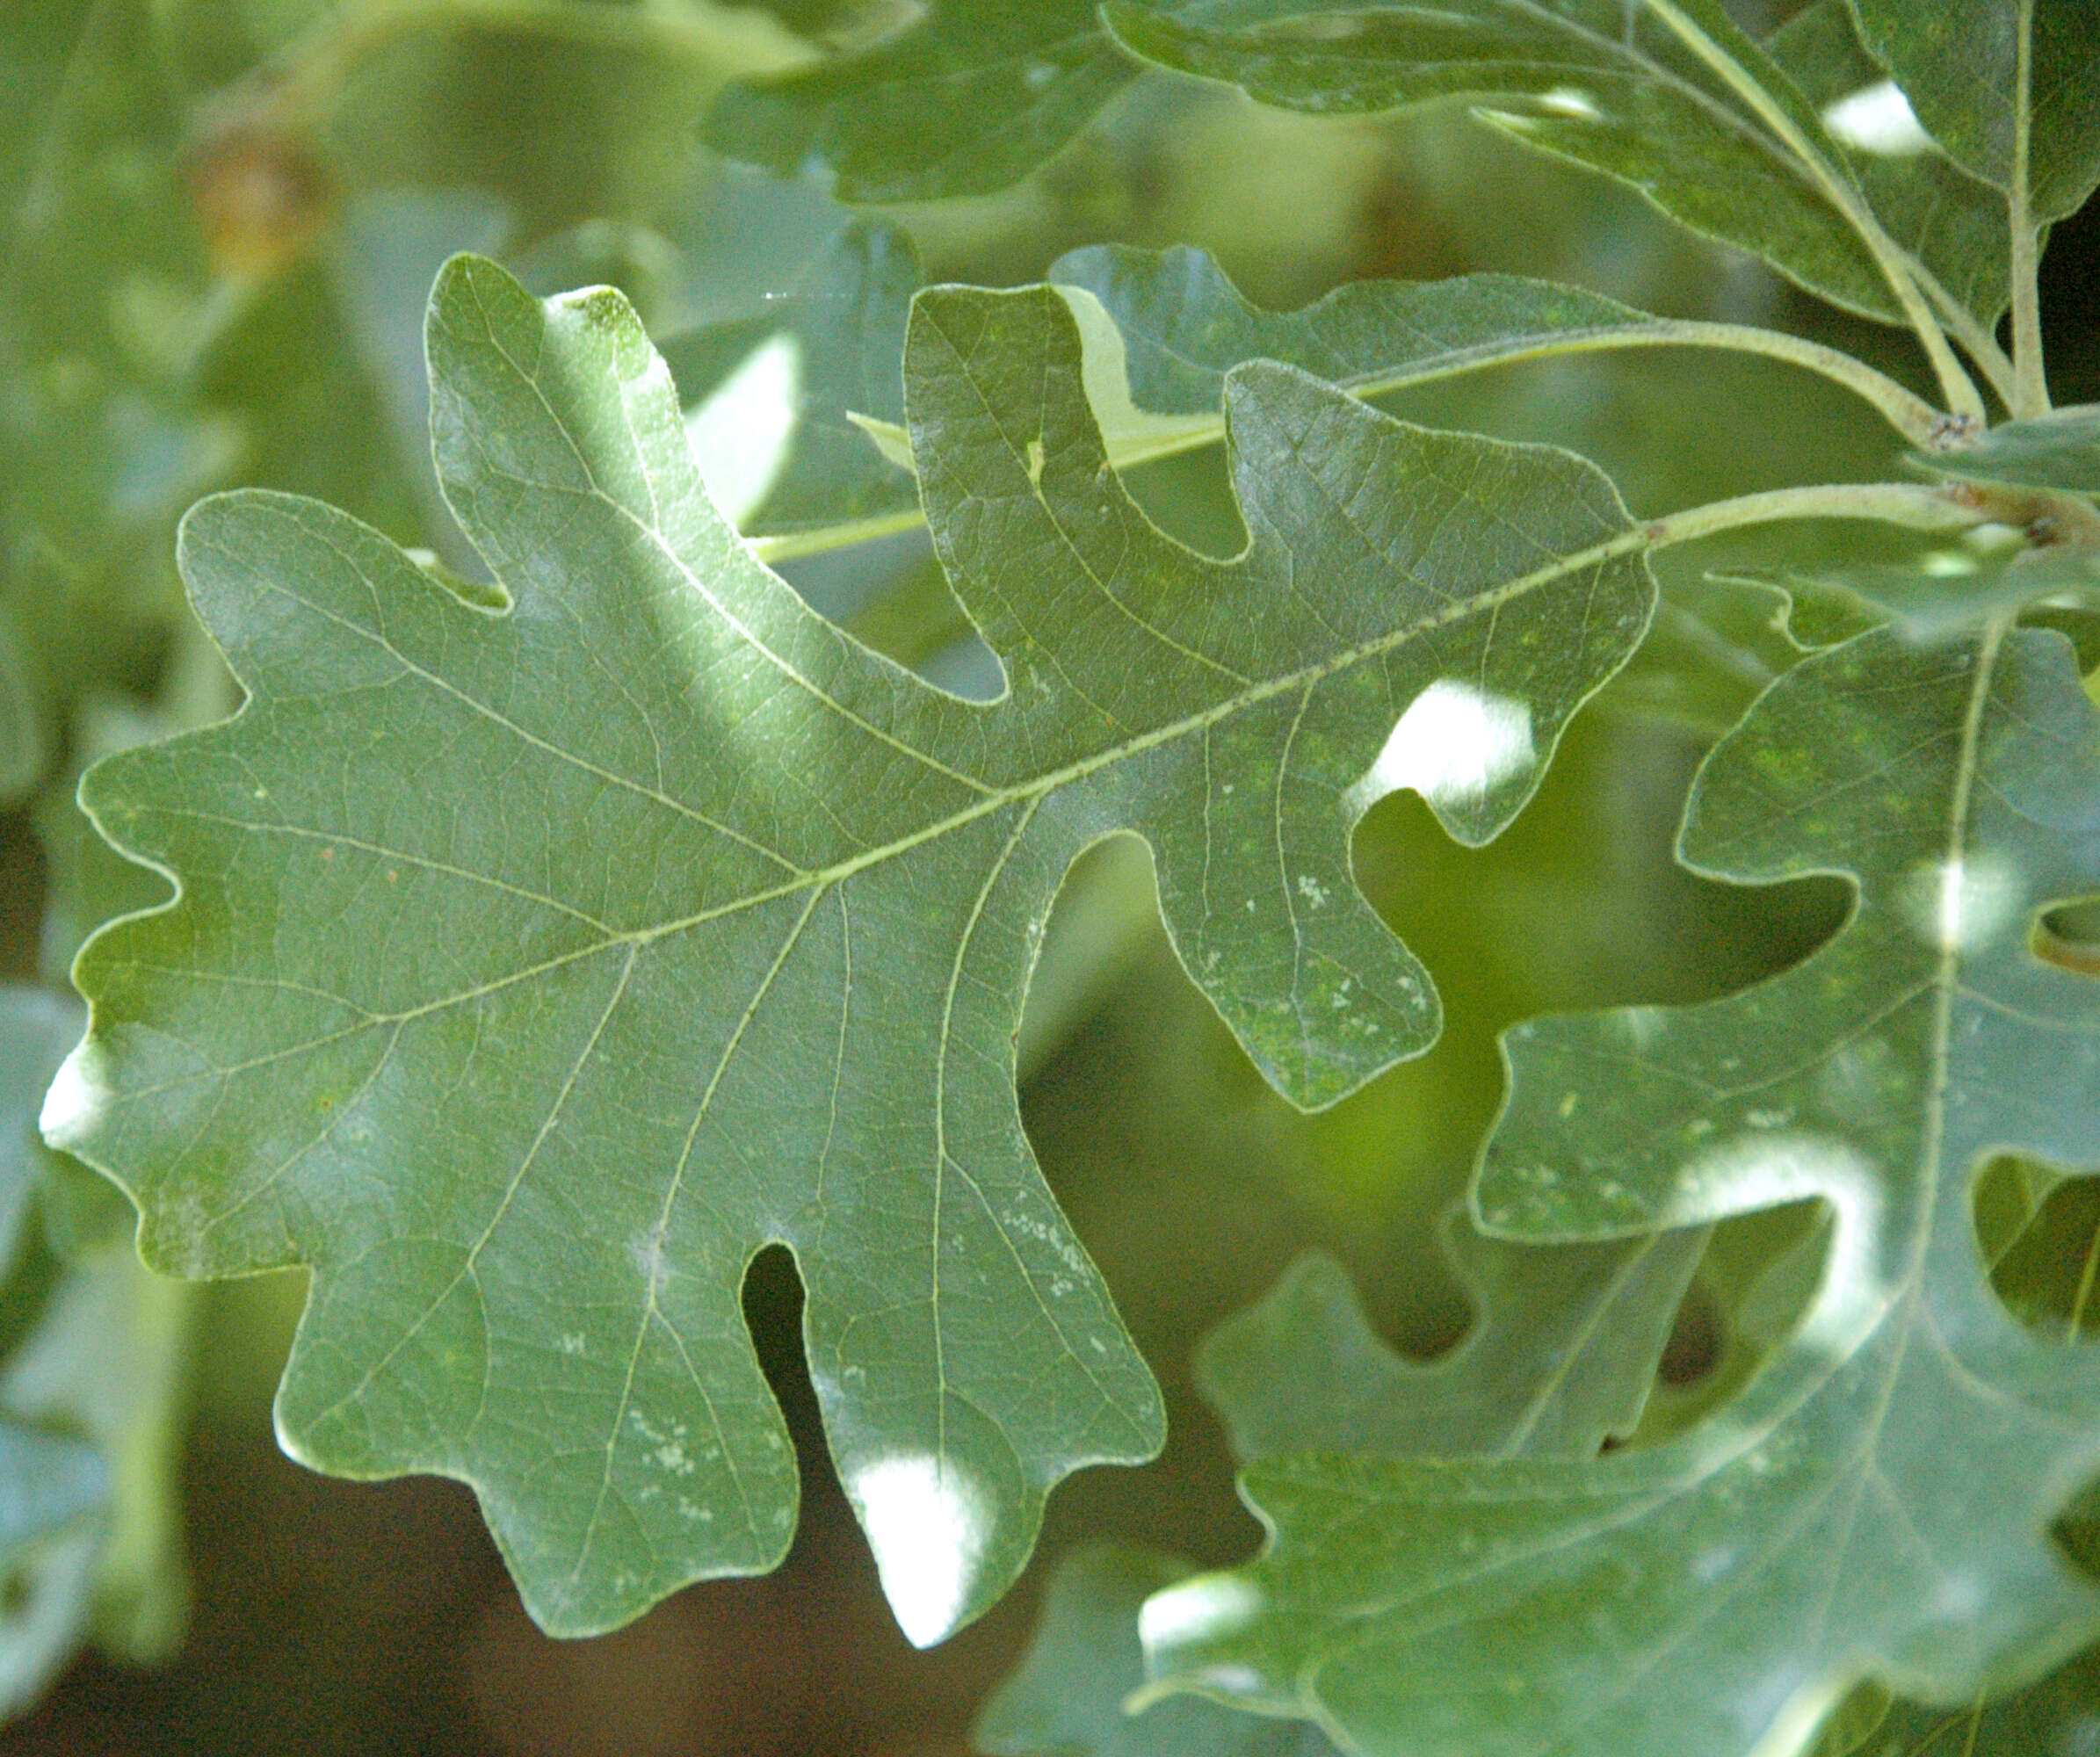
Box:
[48,255,1658,1640]
[1144,622,2100,1756]
[1765,0,2011,325]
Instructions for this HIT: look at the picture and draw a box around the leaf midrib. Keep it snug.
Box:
[142,512,1655,1030]
[1270,625,2016,1735]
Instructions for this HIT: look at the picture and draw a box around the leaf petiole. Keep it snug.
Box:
[1638,481,1987,549]
[751,323,1959,566]
[1640,0,1988,428]
[2009,0,2051,418]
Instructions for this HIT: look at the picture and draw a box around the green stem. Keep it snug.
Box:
[1641,481,1984,550]
[1640,0,1987,428]
[2009,0,2050,418]
[752,322,1957,566]
[750,508,930,568]
[1915,262,2021,412]
[1330,321,1948,452]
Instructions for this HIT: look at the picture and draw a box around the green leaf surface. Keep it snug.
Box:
[791,241,1944,555]
[1765,0,2012,326]
[1198,1218,1703,1465]
[1100,0,1920,327]
[1778,541,2100,644]
[978,1547,1338,1757]
[1054,247,1684,421]
[1915,403,2100,494]
[983,1198,1712,1753]
[1048,243,1936,438]
[1143,621,2100,1755]
[47,256,1657,1639]
[1848,0,2100,222]
[703,0,1134,204]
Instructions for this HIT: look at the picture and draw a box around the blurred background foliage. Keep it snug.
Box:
[2,1,2099,1751]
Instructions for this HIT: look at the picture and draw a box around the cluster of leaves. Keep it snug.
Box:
[9,0,2100,1753]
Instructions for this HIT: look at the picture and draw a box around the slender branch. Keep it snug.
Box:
[763,480,1986,582]
[1362,320,1950,448]
[749,508,929,567]
[1913,259,2021,411]
[750,322,1957,565]
[1640,0,1987,428]
[2009,0,2050,418]
[1641,481,1984,550]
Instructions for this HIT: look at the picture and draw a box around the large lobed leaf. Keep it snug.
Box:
[1142,618,2100,1755]
[1764,0,2010,327]
[708,229,1941,545]
[982,1211,1705,1753]
[47,255,1660,1639]
[1197,1221,1703,1466]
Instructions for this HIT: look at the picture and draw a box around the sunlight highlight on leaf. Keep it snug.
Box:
[1821,82,1937,158]
[846,1452,992,1648]
[1139,621,2100,1757]
[1344,680,1535,828]
[684,330,801,528]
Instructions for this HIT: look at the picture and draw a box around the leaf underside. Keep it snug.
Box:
[49,255,1657,1640]
[981,1204,1709,1753]
[1143,621,2100,1756]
